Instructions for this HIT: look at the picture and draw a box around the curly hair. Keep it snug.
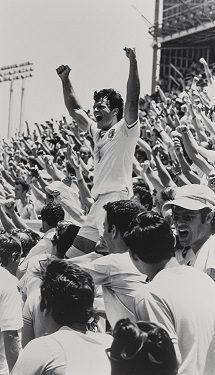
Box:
[41,202,65,228]
[93,89,124,121]
[40,259,95,326]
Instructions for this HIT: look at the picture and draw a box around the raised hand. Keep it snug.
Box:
[177,124,188,134]
[140,160,150,174]
[56,65,71,81]
[124,47,136,60]
[152,144,160,158]
[174,138,183,156]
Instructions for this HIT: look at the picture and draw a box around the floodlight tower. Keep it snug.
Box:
[0,62,34,138]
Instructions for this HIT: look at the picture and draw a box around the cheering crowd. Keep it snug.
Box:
[0,48,215,374]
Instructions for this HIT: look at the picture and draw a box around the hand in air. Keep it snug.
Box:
[124,47,136,60]
[56,65,71,80]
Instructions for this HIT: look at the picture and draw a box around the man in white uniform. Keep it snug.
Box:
[124,211,215,375]
[57,47,140,256]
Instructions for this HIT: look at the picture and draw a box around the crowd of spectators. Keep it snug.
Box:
[0,50,215,374]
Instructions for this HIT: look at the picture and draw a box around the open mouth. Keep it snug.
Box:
[178,229,189,240]
[95,115,103,122]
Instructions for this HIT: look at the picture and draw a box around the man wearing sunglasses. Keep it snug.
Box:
[163,184,215,280]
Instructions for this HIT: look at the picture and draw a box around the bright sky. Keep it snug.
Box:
[1,0,155,139]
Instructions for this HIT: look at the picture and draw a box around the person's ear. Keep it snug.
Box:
[112,224,117,239]
[112,108,119,116]
[11,252,21,263]
[205,210,214,224]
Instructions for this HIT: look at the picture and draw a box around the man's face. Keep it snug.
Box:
[15,184,24,199]
[93,98,116,130]
[172,206,207,249]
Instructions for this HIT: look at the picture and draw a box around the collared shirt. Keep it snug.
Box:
[81,251,147,328]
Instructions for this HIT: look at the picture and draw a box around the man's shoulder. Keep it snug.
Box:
[0,266,17,286]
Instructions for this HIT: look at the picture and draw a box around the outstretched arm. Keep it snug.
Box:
[56,65,91,132]
[124,48,140,125]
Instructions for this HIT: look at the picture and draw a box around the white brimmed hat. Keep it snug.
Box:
[162,184,215,213]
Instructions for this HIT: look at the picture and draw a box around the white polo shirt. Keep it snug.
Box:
[134,266,215,375]
[89,119,140,199]
[0,267,23,375]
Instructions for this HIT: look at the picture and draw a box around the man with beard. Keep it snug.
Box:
[163,184,215,280]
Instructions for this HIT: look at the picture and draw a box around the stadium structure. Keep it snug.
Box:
[150,0,215,93]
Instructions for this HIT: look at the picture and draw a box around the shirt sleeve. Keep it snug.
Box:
[81,258,110,286]
[0,282,23,332]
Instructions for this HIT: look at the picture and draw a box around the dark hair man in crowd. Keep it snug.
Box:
[124,211,215,375]
[18,202,65,277]
[57,47,140,257]
[14,178,37,220]
[12,259,112,375]
[77,200,147,329]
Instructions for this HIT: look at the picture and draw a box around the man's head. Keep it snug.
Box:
[40,202,65,233]
[11,229,40,258]
[103,200,142,253]
[79,146,91,164]
[93,89,124,130]
[14,178,30,200]
[132,186,153,211]
[123,211,175,277]
[0,233,22,275]
[162,184,215,251]
[109,318,177,375]
[52,220,80,258]
[40,259,94,328]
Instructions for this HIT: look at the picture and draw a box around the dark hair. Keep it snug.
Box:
[11,229,40,258]
[52,221,80,258]
[93,89,124,121]
[41,202,65,228]
[15,178,30,193]
[123,211,175,263]
[0,233,21,267]
[103,200,142,237]
[109,318,178,375]
[159,187,176,203]
[133,180,150,191]
[133,186,153,211]
[40,259,94,326]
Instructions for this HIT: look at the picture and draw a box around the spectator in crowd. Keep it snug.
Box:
[56,47,140,256]
[0,233,23,374]
[124,211,215,375]
[108,318,178,375]
[163,183,215,279]
[12,259,112,375]
[14,178,37,220]
[76,200,146,329]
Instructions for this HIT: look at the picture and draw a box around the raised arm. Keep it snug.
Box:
[124,48,140,125]
[56,65,91,132]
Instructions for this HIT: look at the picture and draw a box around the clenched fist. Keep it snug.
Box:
[56,65,71,80]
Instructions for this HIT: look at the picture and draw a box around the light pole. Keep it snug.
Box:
[0,62,34,138]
